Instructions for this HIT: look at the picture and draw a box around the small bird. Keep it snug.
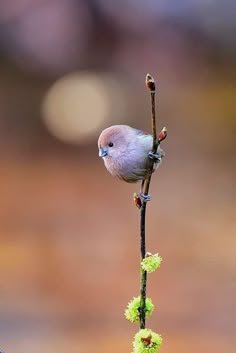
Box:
[98,125,164,196]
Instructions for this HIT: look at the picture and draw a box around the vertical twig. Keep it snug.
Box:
[139,74,160,329]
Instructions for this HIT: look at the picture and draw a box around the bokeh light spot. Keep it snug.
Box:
[42,72,112,144]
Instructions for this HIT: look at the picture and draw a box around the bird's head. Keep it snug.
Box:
[98,125,131,159]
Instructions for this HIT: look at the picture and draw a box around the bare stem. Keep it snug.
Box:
[139,74,160,329]
[151,91,158,151]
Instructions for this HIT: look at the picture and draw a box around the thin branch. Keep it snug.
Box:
[151,90,158,151]
[139,73,160,329]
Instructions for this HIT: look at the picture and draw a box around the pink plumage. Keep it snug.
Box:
[98,125,164,183]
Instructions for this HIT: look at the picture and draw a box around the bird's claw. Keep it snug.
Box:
[139,192,152,203]
[148,151,162,163]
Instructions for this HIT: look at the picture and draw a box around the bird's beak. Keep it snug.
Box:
[99,148,108,157]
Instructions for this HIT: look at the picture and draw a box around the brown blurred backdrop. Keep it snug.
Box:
[0,1,235,352]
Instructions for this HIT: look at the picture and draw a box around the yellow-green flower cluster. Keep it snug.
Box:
[132,329,163,353]
[125,296,154,323]
[141,253,162,273]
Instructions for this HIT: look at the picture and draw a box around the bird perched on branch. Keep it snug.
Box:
[98,125,165,187]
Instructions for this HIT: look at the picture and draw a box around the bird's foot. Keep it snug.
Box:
[148,151,162,163]
[139,192,152,203]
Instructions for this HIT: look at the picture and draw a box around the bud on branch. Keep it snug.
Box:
[158,127,167,143]
[145,73,156,93]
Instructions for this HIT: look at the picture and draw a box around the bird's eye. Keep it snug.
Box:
[108,142,114,147]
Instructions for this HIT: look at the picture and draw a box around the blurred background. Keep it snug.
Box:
[0,0,235,352]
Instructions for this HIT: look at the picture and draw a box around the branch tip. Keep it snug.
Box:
[145,73,156,92]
